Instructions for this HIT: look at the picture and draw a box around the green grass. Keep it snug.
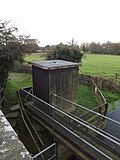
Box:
[3,72,32,113]
[80,54,120,79]
[76,84,120,115]
[74,84,98,116]
[77,84,97,109]
[23,52,46,63]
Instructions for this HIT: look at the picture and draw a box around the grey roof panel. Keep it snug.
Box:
[29,60,80,70]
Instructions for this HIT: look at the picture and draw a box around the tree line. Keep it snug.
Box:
[81,42,120,55]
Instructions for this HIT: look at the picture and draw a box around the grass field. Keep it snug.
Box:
[23,53,120,80]
[80,54,120,79]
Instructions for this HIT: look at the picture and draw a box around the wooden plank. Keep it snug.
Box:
[10,104,20,111]
[6,111,19,118]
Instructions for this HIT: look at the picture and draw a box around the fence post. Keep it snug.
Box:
[104,103,108,116]
[115,73,117,83]
[88,75,91,85]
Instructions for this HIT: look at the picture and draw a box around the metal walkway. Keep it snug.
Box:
[18,87,120,160]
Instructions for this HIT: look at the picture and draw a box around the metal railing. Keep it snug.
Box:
[78,75,108,120]
[19,88,120,160]
[90,78,108,116]
[91,79,107,103]
[32,143,57,160]
[51,93,120,139]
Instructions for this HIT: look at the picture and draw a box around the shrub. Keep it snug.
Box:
[47,43,83,63]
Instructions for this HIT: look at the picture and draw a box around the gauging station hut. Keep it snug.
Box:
[30,60,80,112]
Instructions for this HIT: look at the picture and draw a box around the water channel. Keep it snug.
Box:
[105,100,120,139]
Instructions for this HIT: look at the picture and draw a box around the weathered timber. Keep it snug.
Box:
[30,60,79,112]
[10,104,20,111]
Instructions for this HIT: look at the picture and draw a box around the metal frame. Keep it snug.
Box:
[52,93,120,126]
[19,89,120,160]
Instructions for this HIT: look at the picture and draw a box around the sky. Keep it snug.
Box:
[1,0,120,46]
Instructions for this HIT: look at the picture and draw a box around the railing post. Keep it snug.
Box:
[54,141,58,160]
[104,103,108,116]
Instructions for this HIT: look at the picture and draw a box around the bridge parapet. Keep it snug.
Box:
[0,110,31,160]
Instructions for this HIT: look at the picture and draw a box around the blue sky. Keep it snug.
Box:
[1,0,120,46]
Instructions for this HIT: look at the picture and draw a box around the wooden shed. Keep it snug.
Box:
[30,60,80,112]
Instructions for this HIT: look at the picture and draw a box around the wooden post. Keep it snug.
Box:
[115,73,117,90]
[104,103,108,116]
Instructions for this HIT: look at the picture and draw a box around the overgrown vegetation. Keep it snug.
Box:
[102,89,120,111]
[0,19,39,88]
[47,40,83,62]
